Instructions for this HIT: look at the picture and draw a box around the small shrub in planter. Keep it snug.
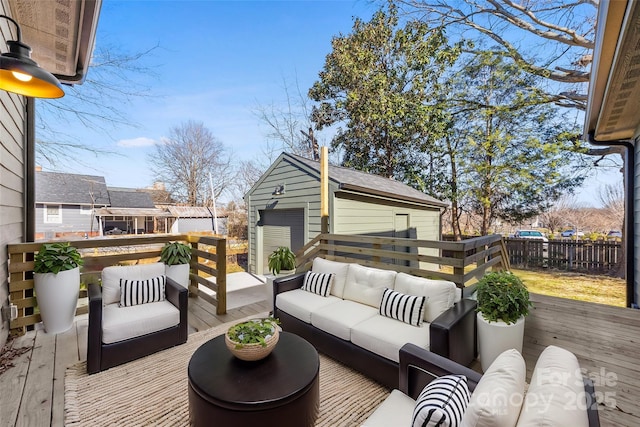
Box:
[160,242,192,265]
[476,271,532,325]
[34,242,84,273]
[267,246,296,275]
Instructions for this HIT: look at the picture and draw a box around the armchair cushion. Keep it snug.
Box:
[461,348,526,427]
[343,264,397,308]
[102,263,166,305]
[363,389,415,426]
[412,375,470,427]
[102,300,180,344]
[301,271,333,297]
[379,288,426,326]
[311,299,378,341]
[312,257,350,298]
[394,273,459,323]
[119,275,166,307]
[275,289,341,324]
[351,315,429,363]
[516,345,589,427]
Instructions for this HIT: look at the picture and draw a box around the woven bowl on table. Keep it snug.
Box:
[225,322,280,361]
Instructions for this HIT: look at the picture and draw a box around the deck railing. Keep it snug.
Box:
[7,234,227,333]
[295,233,509,294]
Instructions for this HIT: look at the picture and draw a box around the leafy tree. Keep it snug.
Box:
[148,121,234,206]
[309,4,462,182]
[394,0,624,161]
[441,52,585,235]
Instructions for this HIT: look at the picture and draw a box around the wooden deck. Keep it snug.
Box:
[1,293,639,427]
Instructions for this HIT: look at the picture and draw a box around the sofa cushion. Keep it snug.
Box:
[351,315,430,363]
[394,273,459,323]
[276,289,342,324]
[102,263,166,306]
[516,346,589,427]
[461,348,526,427]
[343,264,397,308]
[301,271,333,297]
[311,300,378,341]
[312,257,350,298]
[362,389,416,427]
[119,275,166,307]
[412,375,470,427]
[379,288,426,326]
[102,300,180,344]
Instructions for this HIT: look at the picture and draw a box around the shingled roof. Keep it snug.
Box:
[107,188,156,208]
[287,153,447,207]
[36,171,110,205]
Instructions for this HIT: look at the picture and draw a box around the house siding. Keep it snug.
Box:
[0,0,26,348]
[333,193,441,269]
[35,203,96,237]
[247,157,323,273]
[634,139,639,307]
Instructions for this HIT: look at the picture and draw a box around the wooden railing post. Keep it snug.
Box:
[188,236,198,296]
[215,238,227,315]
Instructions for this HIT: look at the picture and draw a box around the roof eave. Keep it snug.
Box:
[585,0,640,142]
[338,183,448,208]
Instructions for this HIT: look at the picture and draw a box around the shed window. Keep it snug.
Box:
[44,205,62,223]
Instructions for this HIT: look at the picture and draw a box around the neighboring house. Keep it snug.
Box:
[585,0,639,308]
[35,171,110,239]
[94,188,168,235]
[245,153,448,275]
[166,206,227,235]
[0,0,100,347]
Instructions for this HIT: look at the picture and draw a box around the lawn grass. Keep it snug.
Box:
[511,268,626,307]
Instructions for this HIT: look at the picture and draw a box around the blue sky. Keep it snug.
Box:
[39,0,621,207]
[40,0,377,195]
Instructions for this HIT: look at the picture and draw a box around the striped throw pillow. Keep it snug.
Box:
[412,375,470,427]
[119,275,166,307]
[379,288,426,326]
[301,271,333,297]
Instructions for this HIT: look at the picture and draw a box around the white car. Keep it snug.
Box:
[561,229,584,238]
[514,230,548,242]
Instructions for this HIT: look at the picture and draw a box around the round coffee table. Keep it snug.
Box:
[188,331,319,427]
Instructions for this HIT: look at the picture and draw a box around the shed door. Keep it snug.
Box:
[261,209,304,274]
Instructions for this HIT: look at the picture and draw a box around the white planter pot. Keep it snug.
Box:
[265,270,295,313]
[477,312,525,372]
[165,263,190,289]
[34,267,80,334]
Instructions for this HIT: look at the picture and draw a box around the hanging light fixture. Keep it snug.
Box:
[0,14,64,98]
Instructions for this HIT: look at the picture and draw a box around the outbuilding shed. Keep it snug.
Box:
[245,153,448,274]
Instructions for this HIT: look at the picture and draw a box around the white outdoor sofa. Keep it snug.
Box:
[273,257,477,389]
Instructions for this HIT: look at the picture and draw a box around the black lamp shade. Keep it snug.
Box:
[0,40,64,99]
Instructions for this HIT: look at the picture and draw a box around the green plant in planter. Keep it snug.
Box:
[476,271,533,325]
[267,246,296,275]
[34,242,84,274]
[227,317,280,348]
[160,242,192,265]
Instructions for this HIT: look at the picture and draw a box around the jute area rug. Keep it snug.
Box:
[65,317,390,426]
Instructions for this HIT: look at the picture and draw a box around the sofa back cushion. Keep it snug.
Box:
[343,264,397,308]
[102,263,166,305]
[312,257,350,298]
[394,273,459,323]
[516,345,589,427]
[461,348,526,427]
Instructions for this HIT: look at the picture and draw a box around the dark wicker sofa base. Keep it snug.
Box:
[273,273,477,389]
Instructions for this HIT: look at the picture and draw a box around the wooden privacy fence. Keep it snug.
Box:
[7,234,227,333]
[295,233,510,296]
[505,238,621,272]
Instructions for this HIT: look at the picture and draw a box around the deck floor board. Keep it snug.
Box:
[1,292,639,427]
